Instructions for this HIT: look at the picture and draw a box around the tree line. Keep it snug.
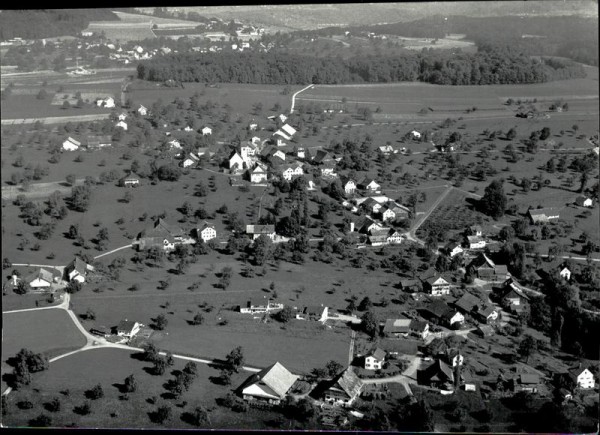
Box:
[0,9,118,40]
[137,48,584,86]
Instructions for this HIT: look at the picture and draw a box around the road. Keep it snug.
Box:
[290,84,315,114]
[403,184,452,245]
[0,113,111,126]
[93,244,133,260]
[348,330,356,365]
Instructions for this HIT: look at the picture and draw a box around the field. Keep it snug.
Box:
[1,347,281,429]
[2,309,86,391]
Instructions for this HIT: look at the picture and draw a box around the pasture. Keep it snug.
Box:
[1,347,280,429]
[2,308,86,391]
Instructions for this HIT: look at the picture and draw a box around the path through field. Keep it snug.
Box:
[0,113,110,125]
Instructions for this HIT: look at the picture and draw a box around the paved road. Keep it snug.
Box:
[348,330,356,365]
[290,84,315,114]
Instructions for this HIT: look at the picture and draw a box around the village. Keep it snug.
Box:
[1,4,599,433]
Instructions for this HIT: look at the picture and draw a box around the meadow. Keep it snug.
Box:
[1,347,281,429]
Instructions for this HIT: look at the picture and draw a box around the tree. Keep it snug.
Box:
[67,224,79,240]
[153,356,168,375]
[87,384,104,400]
[12,359,31,389]
[325,360,343,377]
[361,311,378,339]
[36,89,48,100]
[189,406,210,426]
[252,234,273,266]
[124,374,137,393]
[357,296,372,311]
[518,335,538,364]
[154,313,168,330]
[140,342,159,362]
[506,128,517,140]
[154,405,172,424]
[183,361,198,377]
[192,312,204,325]
[274,305,294,323]
[62,100,70,110]
[225,346,244,372]
[479,179,507,219]
[29,414,52,427]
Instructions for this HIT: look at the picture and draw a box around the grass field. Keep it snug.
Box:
[1,347,281,429]
[2,309,86,392]
[1,94,114,119]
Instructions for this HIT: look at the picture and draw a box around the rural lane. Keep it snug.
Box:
[0,113,111,126]
[289,84,315,114]
[93,244,133,260]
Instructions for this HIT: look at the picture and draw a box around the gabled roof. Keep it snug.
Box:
[117,319,137,332]
[240,361,298,399]
[501,278,530,301]
[199,221,215,231]
[425,300,453,318]
[70,257,88,275]
[527,207,560,217]
[368,347,386,362]
[304,305,326,316]
[312,149,331,164]
[64,136,81,146]
[330,368,363,398]
[519,373,540,385]
[467,235,485,244]
[281,124,296,136]
[25,267,61,284]
[142,219,185,239]
[383,318,411,334]
[246,224,275,234]
[121,171,141,181]
[454,292,483,313]
[569,366,592,379]
[419,359,454,383]
[469,252,496,269]
[411,320,429,332]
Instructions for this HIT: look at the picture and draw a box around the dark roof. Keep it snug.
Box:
[246,224,275,234]
[520,373,540,385]
[238,361,298,399]
[454,292,483,313]
[380,339,419,355]
[425,300,453,318]
[117,319,137,332]
[69,257,88,275]
[142,219,185,239]
[25,267,61,284]
[304,306,326,316]
[419,359,454,383]
[330,368,363,398]
[369,348,386,361]
[410,320,429,332]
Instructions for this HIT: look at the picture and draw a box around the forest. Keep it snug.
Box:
[137,47,585,86]
[337,15,599,66]
[0,9,117,40]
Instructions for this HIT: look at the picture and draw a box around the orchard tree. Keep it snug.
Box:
[479,179,507,219]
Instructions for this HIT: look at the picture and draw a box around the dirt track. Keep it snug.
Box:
[1,113,111,125]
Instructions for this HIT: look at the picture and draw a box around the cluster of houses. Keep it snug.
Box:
[17,256,94,294]
[236,299,328,323]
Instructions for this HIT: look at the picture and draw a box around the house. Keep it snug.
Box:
[62,137,81,151]
[294,146,308,159]
[398,278,421,293]
[137,105,148,116]
[340,177,357,195]
[384,202,410,220]
[65,257,94,283]
[512,373,540,393]
[410,130,421,139]
[387,230,403,245]
[527,207,560,224]
[422,300,464,329]
[197,221,216,242]
[296,305,328,322]
[238,361,298,405]
[418,359,454,390]
[557,264,572,281]
[466,235,486,250]
[181,153,200,168]
[498,278,530,312]
[201,126,212,136]
[280,124,296,137]
[118,112,127,121]
[568,366,595,389]
[136,218,186,251]
[246,224,276,240]
[421,269,451,296]
[24,267,61,289]
[382,318,429,339]
[361,197,383,215]
[86,135,112,150]
[96,96,115,108]
[229,151,245,173]
[474,324,494,337]
[575,196,593,208]
[454,292,498,324]
[183,125,194,132]
[468,225,483,237]
[467,253,509,282]
[368,230,389,247]
[378,145,394,155]
[444,241,464,258]
[248,123,258,131]
[280,163,304,181]
[116,319,141,338]
[380,205,397,222]
[364,348,386,370]
[120,172,141,187]
[239,299,284,314]
[116,120,128,130]
[320,163,337,178]
[410,320,430,340]
[358,178,381,193]
[324,368,364,407]
[312,150,333,165]
[240,141,258,160]
[250,164,268,184]
[380,339,419,357]
[444,349,464,367]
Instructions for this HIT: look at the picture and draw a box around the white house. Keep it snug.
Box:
[380,206,396,222]
[201,126,212,135]
[387,230,403,244]
[118,112,127,121]
[182,153,199,168]
[466,235,486,250]
[444,242,464,257]
[137,105,148,116]
[116,319,141,338]
[96,97,115,108]
[569,367,595,389]
[25,267,61,289]
[249,123,258,131]
[281,163,303,181]
[341,179,357,195]
[229,152,245,172]
[66,257,94,283]
[558,265,572,281]
[250,164,268,184]
[198,222,216,242]
[62,137,81,151]
[239,362,298,405]
[240,142,257,159]
[410,130,421,139]
[278,114,287,123]
[575,196,593,208]
[281,124,296,137]
[364,348,386,370]
[116,120,128,130]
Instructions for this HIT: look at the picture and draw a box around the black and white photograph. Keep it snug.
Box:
[0,2,598,432]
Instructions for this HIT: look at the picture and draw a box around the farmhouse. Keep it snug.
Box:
[444,241,464,257]
[90,326,112,338]
[497,278,530,312]
[197,221,216,242]
[202,126,212,135]
[296,305,328,322]
[358,178,381,193]
[360,197,383,215]
[280,163,304,181]
[468,225,483,237]
[410,130,422,139]
[421,269,452,296]
[239,299,284,314]
[320,163,337,178]
[181,153,200,168]
[454,293,498,324]
[24,267,61,289]
[238,361,298,405]
[382,318,429,339]
[116,319,141,338]
[137,218,187,251]
[62,137,81,151]
[86,135,112,149]
[466,235,486,250]
[575,196,593,208]
[387,230,403,244]
[240,141,258,160]
[364,348,386,370]
[95,96,115,108]
[65,257,94,283]
[138,105,148,116]
[467,253,509,281]
[444,349,464,367]
[567,366,595,389]
[340,177,357,195]
[119,172,141,187]
[246,224,276,240]
[368,230,390,247]
[378,145,394,155]
[312,150,334,165]
[422,300,464,329]
[118,112,127,121]
[116,120,128,130]
[417,359,454,390]
[474,324,494,337]
[398,278,421,293]
[324,368,364,407]
[229,151,246,173]
[527,207,560,224]
[512,373,540,393]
